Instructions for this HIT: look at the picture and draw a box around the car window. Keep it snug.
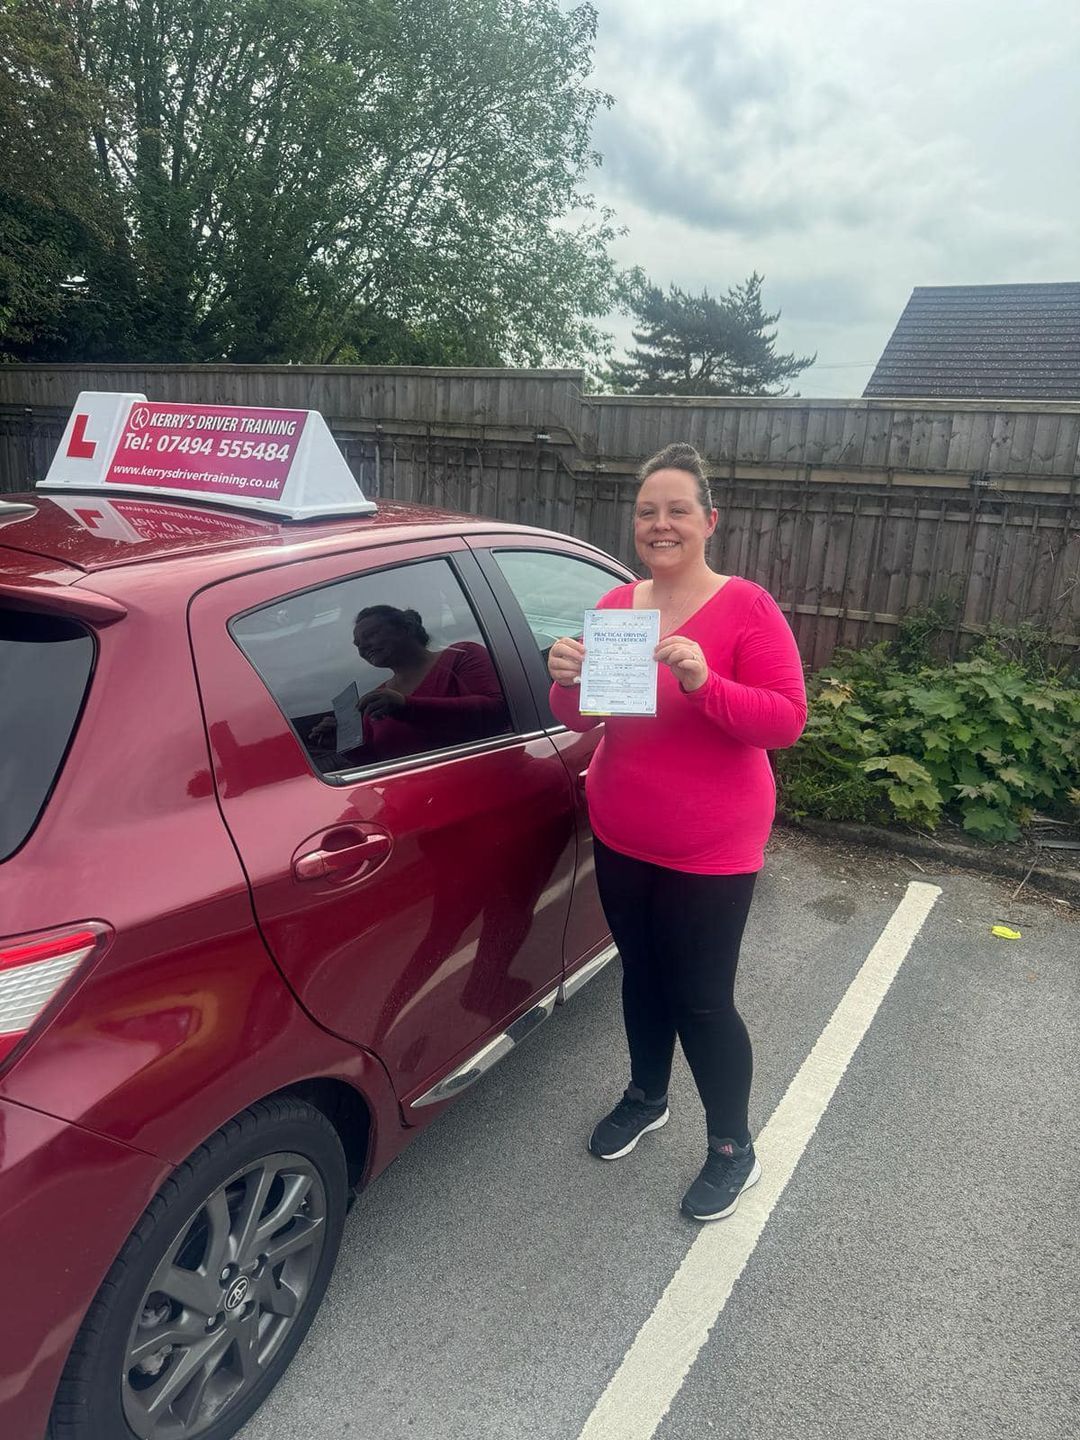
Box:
[0,608,94,862]
[230,558,512,775]
[492,550,623,658]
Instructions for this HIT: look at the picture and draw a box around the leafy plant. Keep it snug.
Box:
[891,595,958,669]
[970,621,1070,681]
[777,644,1080,843]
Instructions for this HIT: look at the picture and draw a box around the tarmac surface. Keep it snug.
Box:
[240,830,1078,1440]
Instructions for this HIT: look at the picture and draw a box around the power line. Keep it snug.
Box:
[802,360,876,370]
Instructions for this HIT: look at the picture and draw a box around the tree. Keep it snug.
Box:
[606,272,815,397]
[0,0,621,365]
[0,0,131,359]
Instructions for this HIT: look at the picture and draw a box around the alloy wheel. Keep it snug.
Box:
[121,1152,328,1439]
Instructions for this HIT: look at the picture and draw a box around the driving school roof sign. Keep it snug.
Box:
[38,391,376,520]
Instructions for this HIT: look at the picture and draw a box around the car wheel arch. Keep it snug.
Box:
[279,1075,373,1192]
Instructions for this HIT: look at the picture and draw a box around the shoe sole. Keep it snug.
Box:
[681,1156,762,1221]
[589,1109,670,1160]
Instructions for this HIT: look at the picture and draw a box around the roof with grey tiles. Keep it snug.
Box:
[863,283,1080,400]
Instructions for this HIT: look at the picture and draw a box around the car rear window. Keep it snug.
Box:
[0,608,94,862]
[229,557,512,776]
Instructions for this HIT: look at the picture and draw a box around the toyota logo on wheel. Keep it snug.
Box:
[223,1276,250,1312]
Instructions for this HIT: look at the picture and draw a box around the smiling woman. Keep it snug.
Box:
[547,441,808,1222]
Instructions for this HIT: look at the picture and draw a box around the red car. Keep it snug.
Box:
[0,461,627,1438]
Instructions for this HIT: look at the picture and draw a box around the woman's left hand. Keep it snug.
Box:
[654,635,709,693]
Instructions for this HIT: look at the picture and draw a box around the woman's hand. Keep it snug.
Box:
[359,687,405,720]
[308,715,336,745]
[548,637,585,688]
[655,635,709,693]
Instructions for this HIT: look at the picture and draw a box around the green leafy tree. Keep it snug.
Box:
[0,0,131,358]
[1,0,621,364]
[606,271,815,396]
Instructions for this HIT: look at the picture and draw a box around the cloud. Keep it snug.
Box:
[584,0,1080,392]
[592,109,804,235]
[590,10,811,235]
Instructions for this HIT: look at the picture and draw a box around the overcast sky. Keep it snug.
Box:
[583,0,1080,395]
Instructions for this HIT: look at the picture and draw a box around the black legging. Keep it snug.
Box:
[593,838,757,1147]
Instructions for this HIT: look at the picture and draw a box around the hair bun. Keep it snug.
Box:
[637,442,713,513]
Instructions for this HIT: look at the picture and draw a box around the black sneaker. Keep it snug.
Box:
[681,1137,761,1221]
[588,1086,670,1159]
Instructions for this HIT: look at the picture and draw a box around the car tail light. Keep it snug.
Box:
[0,922,111,1067]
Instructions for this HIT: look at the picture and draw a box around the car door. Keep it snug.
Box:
[189,538,578,1112]
[470,539,633,977]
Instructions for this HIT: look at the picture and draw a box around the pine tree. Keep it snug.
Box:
[606,272,815,396]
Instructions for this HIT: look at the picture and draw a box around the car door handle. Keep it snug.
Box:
[294,833,391,881]
[577,768,589,789]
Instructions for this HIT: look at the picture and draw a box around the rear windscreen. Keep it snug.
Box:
[0,609,94,862]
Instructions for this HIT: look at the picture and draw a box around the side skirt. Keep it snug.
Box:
[408,944,618,1111]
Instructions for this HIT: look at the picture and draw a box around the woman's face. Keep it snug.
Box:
[353,615,410,668]
[633,468,717,575]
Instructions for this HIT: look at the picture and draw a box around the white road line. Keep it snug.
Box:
[576,880,942,1440]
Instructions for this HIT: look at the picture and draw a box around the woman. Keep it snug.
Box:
[547,443,807,1223]
[313,605,509,763]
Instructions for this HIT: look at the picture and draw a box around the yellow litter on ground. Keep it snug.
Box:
[991,925,1022,940]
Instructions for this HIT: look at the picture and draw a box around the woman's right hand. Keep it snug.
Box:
[359,686,405,720]
[548,636,585,688]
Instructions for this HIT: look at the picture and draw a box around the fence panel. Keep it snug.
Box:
[2,365,1078,665]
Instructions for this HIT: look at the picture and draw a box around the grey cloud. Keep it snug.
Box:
[600,12,792,133]
[591,107,806,236]
[663,19,787,115]
[590,9,873,238]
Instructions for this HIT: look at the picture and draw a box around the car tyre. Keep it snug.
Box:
[49,1095,348,1440]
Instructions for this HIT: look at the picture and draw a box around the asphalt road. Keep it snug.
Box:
[240,830,1078,1440]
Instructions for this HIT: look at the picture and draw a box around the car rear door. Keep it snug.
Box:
[189,537,577,1112]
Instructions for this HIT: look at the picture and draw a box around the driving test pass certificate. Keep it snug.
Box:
[579,609,660,716]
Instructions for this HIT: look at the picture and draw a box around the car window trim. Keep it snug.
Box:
[322,727,553,785]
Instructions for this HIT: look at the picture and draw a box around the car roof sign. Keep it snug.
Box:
[37,391,376,520]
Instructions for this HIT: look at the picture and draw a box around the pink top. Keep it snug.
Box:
[549,577,807,874]
[362,643,509,761]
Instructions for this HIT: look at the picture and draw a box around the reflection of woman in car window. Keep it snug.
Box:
[313,606,509,763]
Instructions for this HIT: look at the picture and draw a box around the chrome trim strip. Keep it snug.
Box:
[558,943,618,1003]
[327,728,537,784]
[409,987,560,1108]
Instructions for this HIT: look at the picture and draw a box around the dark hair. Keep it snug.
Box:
[637,442,713,513]
[354,605,430,646]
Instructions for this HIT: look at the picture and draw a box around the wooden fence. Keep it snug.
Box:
[2,364,1079,668]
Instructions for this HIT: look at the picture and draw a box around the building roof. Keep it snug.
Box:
[863,283,1080,400]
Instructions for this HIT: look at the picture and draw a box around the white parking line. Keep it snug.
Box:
[575,880,942,1440]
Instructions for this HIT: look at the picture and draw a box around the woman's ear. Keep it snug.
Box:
[706,507,719,538]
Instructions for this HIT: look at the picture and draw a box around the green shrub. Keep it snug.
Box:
[777,643,1080,843]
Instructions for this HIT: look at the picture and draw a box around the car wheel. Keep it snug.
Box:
[49,1095,348,1440]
